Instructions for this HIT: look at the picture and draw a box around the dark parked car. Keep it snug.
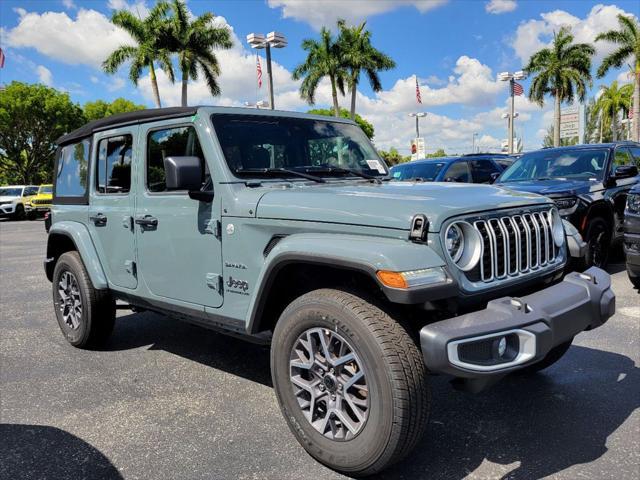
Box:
[496,142,640,268]
[390,153,510,184]
[624,183,640,288]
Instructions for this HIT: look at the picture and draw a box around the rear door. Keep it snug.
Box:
[88,127,138,289]
[607,146,639,238]
[134,119,223,308]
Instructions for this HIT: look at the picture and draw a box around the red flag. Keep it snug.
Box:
[0,48,5,68]
[512,81,523,96]
[415,76,422,104]
[256,54,262,88]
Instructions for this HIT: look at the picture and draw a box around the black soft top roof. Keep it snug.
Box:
[56,106,198,146]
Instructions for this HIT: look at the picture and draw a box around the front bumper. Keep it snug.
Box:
[0,204,16,215]
[420,267,615,378]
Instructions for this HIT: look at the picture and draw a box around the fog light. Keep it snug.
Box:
[496,337,507,357]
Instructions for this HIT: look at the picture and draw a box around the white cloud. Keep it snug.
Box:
[36,65,53,86]
[485,0,517,15]
[512,4,638,65]
[267,0,448,29]
[5,8,134,68]
[107,77,126,92]
[62,0,76,10]
[13,7,26,17]
[617,70,634,85]
[90,75,99,84]
[107,0,150,18]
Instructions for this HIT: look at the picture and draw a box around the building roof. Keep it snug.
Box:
[56,107,198,146]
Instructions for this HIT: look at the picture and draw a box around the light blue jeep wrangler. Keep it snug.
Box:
[45,107,615,476]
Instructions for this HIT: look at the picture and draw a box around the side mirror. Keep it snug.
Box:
[611,164,638,180]
[490,172,501,184]
[164,156,203,190]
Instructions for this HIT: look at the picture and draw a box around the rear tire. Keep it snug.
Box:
[271,289,430,476]
[52,251,115,348]
[517,338,573,375]
[583,217,610,268]
[627,265,640,289]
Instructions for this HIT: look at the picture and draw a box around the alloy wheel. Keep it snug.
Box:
[58,271,82,330]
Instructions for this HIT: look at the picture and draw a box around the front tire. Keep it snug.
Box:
[271,289,430,476]
[583,217,610,268]
[12,204,25,221]
[52,251,115,348]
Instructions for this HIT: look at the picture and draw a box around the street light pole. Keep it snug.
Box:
[408,112,426,138]
[247,32,287,110]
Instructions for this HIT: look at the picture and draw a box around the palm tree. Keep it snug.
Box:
[594,81,633,141]
[596,14,640,142]
[524,27,595,147]
[337,20,395,120]
[163,0,232,106]
[103,1,174,108]
[293,27,345,117]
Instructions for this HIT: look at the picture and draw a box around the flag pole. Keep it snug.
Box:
[509,78,515,154]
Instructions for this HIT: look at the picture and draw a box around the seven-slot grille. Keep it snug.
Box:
[466,208,560,283]
[32,199,51,205]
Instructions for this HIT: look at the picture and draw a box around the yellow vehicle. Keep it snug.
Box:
[26,184,53,218]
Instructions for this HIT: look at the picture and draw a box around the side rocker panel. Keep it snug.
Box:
[47,221,109,289]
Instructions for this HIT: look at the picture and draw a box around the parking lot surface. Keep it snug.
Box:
[1,220,638,480]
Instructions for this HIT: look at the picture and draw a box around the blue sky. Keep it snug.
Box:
[1,0,638,153]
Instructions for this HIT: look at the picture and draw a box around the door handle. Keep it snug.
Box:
[89,213,107,226]
[135,215,158,229]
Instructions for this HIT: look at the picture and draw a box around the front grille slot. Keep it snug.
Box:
[467,208,559,284]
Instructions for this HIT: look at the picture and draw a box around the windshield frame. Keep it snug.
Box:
[498,147,611,183]
[209,113,389,182]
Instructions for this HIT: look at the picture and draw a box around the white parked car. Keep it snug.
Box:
[0,185,39,220]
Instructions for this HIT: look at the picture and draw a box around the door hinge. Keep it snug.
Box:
[205,219,222,238]
[206,273,223,293]
[124,260,136,276]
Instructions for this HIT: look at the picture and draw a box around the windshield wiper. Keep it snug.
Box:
[237,167,326,183]
[303,165,381,183]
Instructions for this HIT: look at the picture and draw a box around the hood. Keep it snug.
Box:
[256,181,549,231]
[0,196,20,202]
[497,178,599,197]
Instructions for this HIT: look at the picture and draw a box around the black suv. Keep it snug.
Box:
[624,183,640,288]
[496,142,640,267]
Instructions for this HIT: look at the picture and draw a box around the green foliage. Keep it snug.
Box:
[162,0,233,106]
[542,125,577,148]
[0,82,85,184]
[336,20,395,119]
[595,14,640,78]
[594,81,633,141]
[426,148,447,158]
[83,98,147,121]
[378,147,409,166]
[307,107,375,139]
[103,1,175,107]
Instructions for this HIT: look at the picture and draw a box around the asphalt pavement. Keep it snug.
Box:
[1,219,638,480]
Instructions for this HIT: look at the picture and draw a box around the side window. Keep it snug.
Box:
[56,138,90,197]
[469,160,500,184]
[24,187,38,196]
[443,161,471,182]
[628,146,640,164]
[96,135,133,194]
[147,126,204,193]
[612,148,633,171]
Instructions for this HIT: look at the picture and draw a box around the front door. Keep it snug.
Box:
[135,119,223,308]
[88,127,138,289]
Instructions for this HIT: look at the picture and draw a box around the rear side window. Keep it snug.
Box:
[443,161,471,182]
[56,139,90,198]
[96,135,133,194]
[469,159,501,183]
[146,126,204,192]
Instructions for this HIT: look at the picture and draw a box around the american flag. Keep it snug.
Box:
[511,81,523,96]
[0,48,5,69]
[256,54,262,88]
[415,76,422,104]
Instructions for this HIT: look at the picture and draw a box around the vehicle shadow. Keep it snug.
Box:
[0,424,123,480]
[104,313,638,479]
[378,346,640,480]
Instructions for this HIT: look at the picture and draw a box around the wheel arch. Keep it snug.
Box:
[582,201,614,234]
[45,221,108,289]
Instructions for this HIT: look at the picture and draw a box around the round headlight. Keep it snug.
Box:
[445,221,482,272]
[445,224,463,262]
[550,208,564,247]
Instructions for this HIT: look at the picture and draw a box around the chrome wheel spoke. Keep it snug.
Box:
[57,271,82,330]
[289,327,369,441]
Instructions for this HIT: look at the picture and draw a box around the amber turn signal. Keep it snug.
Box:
[376,270,408,289]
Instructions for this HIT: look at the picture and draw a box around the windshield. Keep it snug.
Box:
[390,162,445,181]
[39,185,53,194]
[500,148,608,182]
[0,187,22,197]
[211,114,388,178]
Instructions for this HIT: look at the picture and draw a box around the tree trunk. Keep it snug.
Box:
[633,66,639,142]
[181,70,188,107]
[599,112,603,143]
[612,109,618,142]
[350,86,357,120]
[553,92,561,147]
[330,75,340,117]
[149,63,162,108]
